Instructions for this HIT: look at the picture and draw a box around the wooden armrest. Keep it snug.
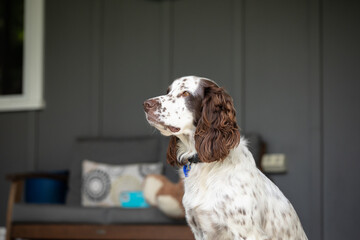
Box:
[6,179,24,240]
[6,172,68,182]
[6,171,69,240]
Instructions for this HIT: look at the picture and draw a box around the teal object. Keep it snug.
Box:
[120,191,150,208]
[25,171,68,204]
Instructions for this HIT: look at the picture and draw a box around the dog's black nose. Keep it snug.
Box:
[143,99,160,112]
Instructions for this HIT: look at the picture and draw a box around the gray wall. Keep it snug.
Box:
[0,0,359,239]
[323,0,360,239]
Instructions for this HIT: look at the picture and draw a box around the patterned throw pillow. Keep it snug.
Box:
[82,160,162,207]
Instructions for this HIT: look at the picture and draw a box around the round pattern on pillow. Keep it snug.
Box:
[83,169,111,202]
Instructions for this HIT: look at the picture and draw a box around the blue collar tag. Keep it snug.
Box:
[183,164,191,177]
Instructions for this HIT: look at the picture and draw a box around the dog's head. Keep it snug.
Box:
[144,76,240,165]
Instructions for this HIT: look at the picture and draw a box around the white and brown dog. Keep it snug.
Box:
[144,76,307,240]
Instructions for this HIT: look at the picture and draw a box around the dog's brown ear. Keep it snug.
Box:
[195,81,240,163]
[166,136,179,166]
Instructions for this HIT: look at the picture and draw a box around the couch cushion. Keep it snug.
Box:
[82,160,162,207]
[67,137,166,205]
[12,204,106,224]
[12,204,184,224]
[106,207,185,224]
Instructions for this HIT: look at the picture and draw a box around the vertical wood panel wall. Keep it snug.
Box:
[0,0,359,239]
[244,0,318,237]
[323,0,360,239]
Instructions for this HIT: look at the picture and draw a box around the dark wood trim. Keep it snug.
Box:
[11,224,194,240]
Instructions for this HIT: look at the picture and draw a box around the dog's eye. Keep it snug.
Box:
[181,91,190,97]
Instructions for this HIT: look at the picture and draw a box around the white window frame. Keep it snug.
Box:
[0,0,45,112]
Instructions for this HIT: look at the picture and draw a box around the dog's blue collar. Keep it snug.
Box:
[188,154,201,164]
[183,154,201,177]
[183,164,191,177]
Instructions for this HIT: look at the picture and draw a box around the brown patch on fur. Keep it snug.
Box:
[238,208,246,215]
[167,136,178,166]
[185,93,203,125]
[195,80,240,162]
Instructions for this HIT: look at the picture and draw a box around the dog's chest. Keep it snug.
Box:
[182,163,223,209]
[182,161,250,214]
[182,162,258,239]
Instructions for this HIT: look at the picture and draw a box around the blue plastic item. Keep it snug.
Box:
[119,191,150,208]
[25,170,68,204]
